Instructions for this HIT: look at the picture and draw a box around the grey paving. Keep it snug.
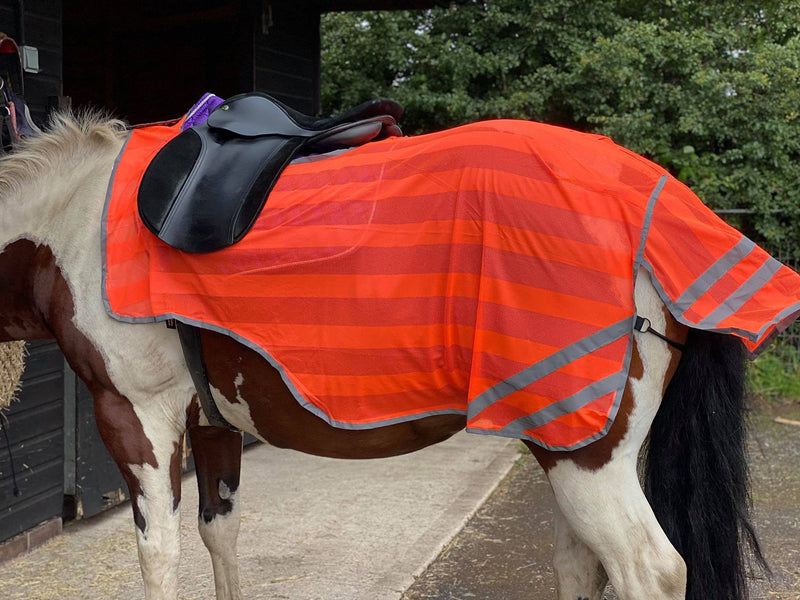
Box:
[0,432,519,600]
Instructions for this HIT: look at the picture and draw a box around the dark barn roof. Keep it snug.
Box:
[290,0,452,10]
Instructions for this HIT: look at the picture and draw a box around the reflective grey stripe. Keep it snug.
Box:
[751,304,800,356]
[101,132,133,318]
[468,318,632,417]
[468,176,664,438]
[643,256,792,347]
[671,237,756,315]
[497,370,627,438]
[633,175,668,267]
[697,256,783,329]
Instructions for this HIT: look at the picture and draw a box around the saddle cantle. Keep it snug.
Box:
[137,92,403,253]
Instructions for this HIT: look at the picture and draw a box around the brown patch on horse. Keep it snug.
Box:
[529,306,687,472]
[200,329,466,459]
[186,395,202,428]
[169,440,183,513]
[5,240,162,532]
[93,389,159,532]
[659,305,688,397]
[0,240,54,340]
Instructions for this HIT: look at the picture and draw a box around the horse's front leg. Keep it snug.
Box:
[188,425,244,600]
[552,506,608,599]
[93,389,186,600]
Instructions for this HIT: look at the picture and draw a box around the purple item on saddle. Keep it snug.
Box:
[182,93,224,131]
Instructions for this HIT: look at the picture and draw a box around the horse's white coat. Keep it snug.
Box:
[128,463,182,598]
[218,480,232,500]
[552,507,608,599]
[210,376,266,441]
[547,269,686,600]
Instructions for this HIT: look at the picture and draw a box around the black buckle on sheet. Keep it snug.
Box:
[634,315,686,353]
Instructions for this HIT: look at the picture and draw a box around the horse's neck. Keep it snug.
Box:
[0,138,123,341]
[4,144,120,244]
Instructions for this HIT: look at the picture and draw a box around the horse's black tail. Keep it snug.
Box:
[644,328,767,600]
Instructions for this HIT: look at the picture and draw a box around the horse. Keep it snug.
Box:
[0,109,788,600]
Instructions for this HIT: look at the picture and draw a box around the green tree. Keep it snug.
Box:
[323,1,621,131]
[321,0,800,253]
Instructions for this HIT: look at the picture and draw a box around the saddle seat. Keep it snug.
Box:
[138,92,403,253]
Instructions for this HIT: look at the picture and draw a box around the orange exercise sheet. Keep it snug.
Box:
[104,119,800,449]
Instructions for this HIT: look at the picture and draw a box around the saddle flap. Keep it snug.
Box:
[138,128,203,236]
[138,92,404,254]
[139,125,303,253]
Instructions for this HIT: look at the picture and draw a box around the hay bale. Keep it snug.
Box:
[0,341,27,409]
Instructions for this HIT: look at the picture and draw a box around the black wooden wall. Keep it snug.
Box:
[252,2,321,114]
[0,343,65,544]
[62,1,321,123]
[0,0,66,546]
[0,0,61,120]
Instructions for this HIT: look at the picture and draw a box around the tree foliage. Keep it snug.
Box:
[321,1,800,253]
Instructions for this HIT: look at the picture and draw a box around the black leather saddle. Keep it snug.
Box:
[138,92,403,253]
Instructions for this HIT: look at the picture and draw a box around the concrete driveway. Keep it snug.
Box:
[0,432,519,599]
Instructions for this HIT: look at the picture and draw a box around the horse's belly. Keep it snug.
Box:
[201,329,466,458]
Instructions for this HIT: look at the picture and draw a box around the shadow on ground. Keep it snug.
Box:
[403,401,800,600]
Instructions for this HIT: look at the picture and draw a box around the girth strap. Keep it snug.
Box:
[176,322,239,431]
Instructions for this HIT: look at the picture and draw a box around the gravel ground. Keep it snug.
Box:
[403,401,800,600]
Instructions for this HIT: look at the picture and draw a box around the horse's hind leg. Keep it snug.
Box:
[552,507,608,599]
[545,454,686,599]
[529,270,687,599]
[189,425,244,600]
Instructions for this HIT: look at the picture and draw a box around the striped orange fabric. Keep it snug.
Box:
[104,119,800,450]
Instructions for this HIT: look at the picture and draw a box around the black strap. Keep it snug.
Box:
[634,315,686,352]
[175,322,239,431]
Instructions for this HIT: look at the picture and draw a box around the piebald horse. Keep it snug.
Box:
[0,112,767,600]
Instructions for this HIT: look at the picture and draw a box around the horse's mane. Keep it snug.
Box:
[0,110,127,195]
